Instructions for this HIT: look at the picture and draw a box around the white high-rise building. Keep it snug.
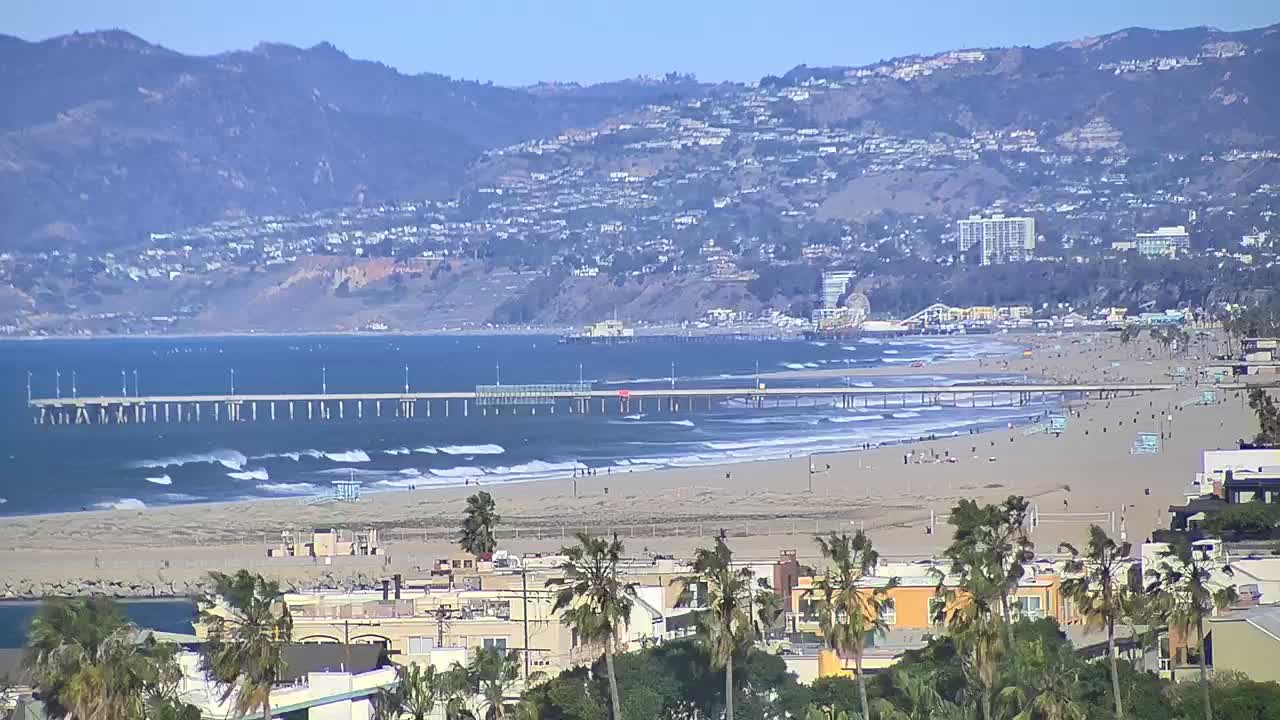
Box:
[957,214,1036,265]
[821,271,855,308]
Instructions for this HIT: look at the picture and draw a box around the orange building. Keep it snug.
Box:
[790,561,1081,675]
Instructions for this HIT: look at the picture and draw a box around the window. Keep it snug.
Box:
[1015,596,1043,620]
[482,637,508,650]
[407,636,435,654]
[880,600,897,627]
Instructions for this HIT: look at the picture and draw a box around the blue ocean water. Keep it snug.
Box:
[0,598,196,648]
[0,334,1040,516]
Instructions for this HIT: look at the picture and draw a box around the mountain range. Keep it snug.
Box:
[2,23,1277,253]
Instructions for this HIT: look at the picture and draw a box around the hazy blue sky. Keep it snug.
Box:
[8,1,1278,85]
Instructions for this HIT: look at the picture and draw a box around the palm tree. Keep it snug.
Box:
[873,666,947,720]
[547,532,635,720]
[1145,539,1238,720]
[679,534,754,720]
[459,491,500,556]
[455,647,521,720]
[199,569,294,720]
[377,662,444,720]
[753,590,784,642]
[442,664,476,720]
[941,594,1003,720]
[996,639,1087,720]
[25,596,187,720]
[1060,524,1132,719]
[946,497,1033,648]
[814,530,899,720]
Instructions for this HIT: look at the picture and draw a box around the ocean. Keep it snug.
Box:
[0,598,197,648]
[0,333,1046,516]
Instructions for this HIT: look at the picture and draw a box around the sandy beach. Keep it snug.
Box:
[0,330,1267,598]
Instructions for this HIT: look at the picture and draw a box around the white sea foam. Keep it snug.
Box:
[883,349,900,354]
[828,414,883,423]
[94,498,147,510]
[256,482,319,495]
[891,411,922,418]
[430,466,485,478]
[324,450,372,463]
[145,475,173,486]
[133,449,247,471]
[382,447,411,456]
[486,460,585,476]
[227,468,270,481]
[413,446,438,454]
[158,493,204,503]
[439,444,505,456]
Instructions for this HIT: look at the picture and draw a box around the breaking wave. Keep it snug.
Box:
[132,450,247,471]
[439,444,505,456]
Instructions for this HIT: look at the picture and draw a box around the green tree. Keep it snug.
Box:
[942,498,1033,649]
[872,667,949,720]
[199,570,294,720]
[547,532,636,720]
[679,535,754,720]
[1060,524,1132,719]
[453,647,521,720]
[459,491,500,556]
[24,596,193,720]
[377,662,445,720]
[814,530,899,720]
[996,639,1087,720]
[1145,539,1239,720]
[1247,389,1280,447]
[753,589,785,641]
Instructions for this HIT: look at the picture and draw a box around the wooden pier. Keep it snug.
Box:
[25,382,1185,427]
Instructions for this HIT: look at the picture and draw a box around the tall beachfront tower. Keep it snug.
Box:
[821,270,856,308]
[957,214,1036,265]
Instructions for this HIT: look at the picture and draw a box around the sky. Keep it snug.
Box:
[7,0,1279,86]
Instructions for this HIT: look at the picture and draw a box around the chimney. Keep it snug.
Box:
[381,579,390,601]
[394,574,402,600]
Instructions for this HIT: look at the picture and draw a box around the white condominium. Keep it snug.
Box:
[957,214,1036,265]
[1135,226,1191,258]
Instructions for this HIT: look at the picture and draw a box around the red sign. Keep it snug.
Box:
[618,389,631,398]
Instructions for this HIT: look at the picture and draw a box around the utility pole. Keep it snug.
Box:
[120,369,126,397]
[522,565,531,681]
[72,371,77,400]
[322,366,327,396]
[496,361,502,387]
[133,369,139,397]
[578,363,583,385]
[230,368,236,395]
[404,364,409,394]
[670,362,676,389]
[55,370,61,400]
[26,371,32,403]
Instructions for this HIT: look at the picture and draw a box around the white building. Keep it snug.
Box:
[1135,226,1191,258]
[957,215,1036,265]
[820,271,855,309]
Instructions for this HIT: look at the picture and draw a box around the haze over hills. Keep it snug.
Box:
[0,23,1278,333]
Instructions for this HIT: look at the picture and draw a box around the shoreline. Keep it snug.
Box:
[1,336,1033,523]
[0,330,1260,600]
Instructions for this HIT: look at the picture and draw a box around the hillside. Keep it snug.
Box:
[0,30,705,251]
[1,23,1279,333]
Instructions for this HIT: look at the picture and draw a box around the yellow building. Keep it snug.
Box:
[789,560,1080,676]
